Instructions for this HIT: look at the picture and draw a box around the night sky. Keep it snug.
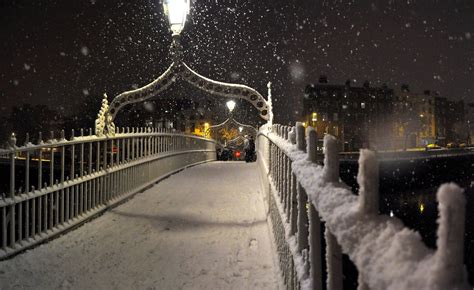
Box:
[0,0,473,125]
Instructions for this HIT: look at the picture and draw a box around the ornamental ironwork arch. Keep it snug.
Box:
[95,37,273,136]
[205,116,257,135]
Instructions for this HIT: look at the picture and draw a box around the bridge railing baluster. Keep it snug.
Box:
[0,128,216,259]
[259,121,470,290]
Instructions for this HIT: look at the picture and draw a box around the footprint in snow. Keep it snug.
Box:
[249,238,258,251]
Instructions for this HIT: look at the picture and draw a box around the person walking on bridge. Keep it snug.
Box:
[244,135,256,162]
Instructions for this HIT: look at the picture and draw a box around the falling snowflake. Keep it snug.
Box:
[230,72,240,80]
[81,46,89,56]
[289,62,305,81]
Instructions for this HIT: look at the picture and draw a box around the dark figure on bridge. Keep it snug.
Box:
[245,135,256,162]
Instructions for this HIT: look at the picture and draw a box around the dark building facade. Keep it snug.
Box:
[393,89,436,148]
[434,96,448,145]
[303,78,395,151]
[433,97,466,145]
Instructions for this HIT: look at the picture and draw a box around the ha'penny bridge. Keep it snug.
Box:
[0,121,470,290]
[0,1,471,289]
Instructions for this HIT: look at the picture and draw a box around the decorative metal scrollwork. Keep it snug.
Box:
[97,35,273,136]
[108,63,177,121]
[227,135,246,145]
[206,116,257,134]
[178,63,270,120]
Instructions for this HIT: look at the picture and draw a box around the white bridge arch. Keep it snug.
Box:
[95,38,273,137]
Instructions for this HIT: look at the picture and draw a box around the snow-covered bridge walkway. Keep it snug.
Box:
[0,162,281,289]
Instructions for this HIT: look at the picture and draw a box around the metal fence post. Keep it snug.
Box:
[357,149,379,215]
[296,122,305,152]
[325,226,343,290]
[307,127,323,290]
[430,183,466,288]
[322,134,343,290]
[296,122,309,263]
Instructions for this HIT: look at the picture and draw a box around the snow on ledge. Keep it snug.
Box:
[264,131,470,290]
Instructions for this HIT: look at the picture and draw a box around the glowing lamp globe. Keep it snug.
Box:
[163,0,190,36]
[226,100,236,113]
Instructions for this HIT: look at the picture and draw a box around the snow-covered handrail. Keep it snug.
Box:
[257,123,469,290]
[0,128,217,260]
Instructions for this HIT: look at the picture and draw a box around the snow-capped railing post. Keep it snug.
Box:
[322,134,339,183]
[354,149,379,290]
[289,125,298,236]
[322,134,343,290]
[296,122,305,152]
[357,149,379,290]
[283,140,289,209]
[24,133,30,194]
[430,183,466,289]
[296,122,310,278]
[8,133,17,198]
[289,126,296,145]
[307,127,323,290]
[37,132,43,190]
[357,149,379,215]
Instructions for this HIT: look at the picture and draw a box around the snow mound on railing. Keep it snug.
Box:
[267,132,470,290]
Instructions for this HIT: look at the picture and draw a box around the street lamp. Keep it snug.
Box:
[162,0,190,36]
[226,100,236,114]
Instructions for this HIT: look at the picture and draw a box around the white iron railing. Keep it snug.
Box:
[0,127,216,259]
[257,123,469,290]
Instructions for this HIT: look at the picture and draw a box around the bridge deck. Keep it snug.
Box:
[0,162,281,289]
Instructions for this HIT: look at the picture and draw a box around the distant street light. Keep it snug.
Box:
[239,126,243,133]
[162,0,190,36]
[226,100,236,113]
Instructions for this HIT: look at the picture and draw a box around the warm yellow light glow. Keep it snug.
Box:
[312,112,317,121]
[420,114,424,118]
[204,122,210,128]
[419,203,424,213]
[302,122,306,127]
